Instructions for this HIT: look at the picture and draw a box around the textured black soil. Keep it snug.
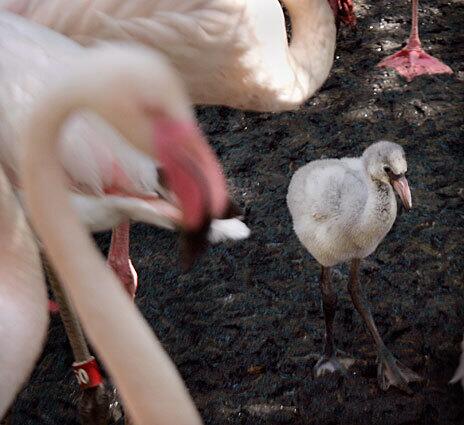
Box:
[6,0,464,424]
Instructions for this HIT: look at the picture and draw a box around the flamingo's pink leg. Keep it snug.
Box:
[378,0,452,81]
[107,221,138,299]
[50,221,138,307]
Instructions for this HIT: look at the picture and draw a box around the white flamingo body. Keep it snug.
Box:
[2,0,337,111]
[0,12,249,239]
[0,163,48,418]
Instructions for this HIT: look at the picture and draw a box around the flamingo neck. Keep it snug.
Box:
[355,175,396,242]
[283,0,337,99]
[21,79,202,425]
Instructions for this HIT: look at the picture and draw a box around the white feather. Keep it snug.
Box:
[208,218,251,243]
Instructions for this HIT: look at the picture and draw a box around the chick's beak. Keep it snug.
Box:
[392,175,412,211]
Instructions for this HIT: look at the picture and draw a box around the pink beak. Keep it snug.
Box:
[152,117,230,230]
[392,176,412,211]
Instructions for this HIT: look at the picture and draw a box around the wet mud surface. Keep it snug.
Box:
[6,0,464,424]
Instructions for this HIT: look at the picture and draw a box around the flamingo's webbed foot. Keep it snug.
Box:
[314,353,355,377]
[314,356,345,377]
[79,384,123,425]
[377,346,422,394]
[378,47,453,81]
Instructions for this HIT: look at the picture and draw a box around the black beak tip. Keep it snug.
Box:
[181,257,194,273]
[221,199,243,219]
[179,221,211,272]
[399,202,412,214]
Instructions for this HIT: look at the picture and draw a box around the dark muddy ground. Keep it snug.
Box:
[6,0,464,424]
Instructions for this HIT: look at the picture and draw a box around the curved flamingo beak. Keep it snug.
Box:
[153,117,235,267]
[392,175,412,211]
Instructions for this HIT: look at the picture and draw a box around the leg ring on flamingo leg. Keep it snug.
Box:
[73,357,103,389]
[42,255,122,424]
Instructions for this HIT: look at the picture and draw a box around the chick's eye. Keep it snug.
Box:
[384,166,391,173]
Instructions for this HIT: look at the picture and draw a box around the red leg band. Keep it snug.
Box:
[72,357,103,389]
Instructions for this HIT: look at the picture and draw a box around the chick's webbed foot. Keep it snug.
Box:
[377,346,422,393]
[314,354,354,377]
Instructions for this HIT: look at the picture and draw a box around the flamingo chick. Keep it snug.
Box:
[0,163,48,419]
[287,141,421,392]
[18,42,244,425]
[378,0,452,81]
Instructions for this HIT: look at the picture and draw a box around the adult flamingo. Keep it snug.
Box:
[19,42,221,425]
[2,0,356,112]
[0,153,201,424]
[0,164,48,420]
[378,0,452,81]
[1,11,247,423]
[0,11,249,300]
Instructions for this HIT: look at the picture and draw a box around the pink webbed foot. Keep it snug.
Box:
[378,46,453,81]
